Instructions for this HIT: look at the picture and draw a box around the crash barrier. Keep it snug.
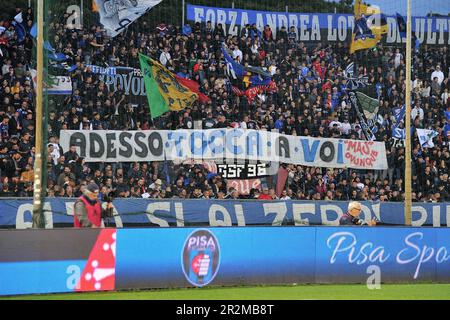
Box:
[1,226,449,295]
[1,198,450,229]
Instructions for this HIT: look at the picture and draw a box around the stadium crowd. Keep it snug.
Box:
[0,7,449,202]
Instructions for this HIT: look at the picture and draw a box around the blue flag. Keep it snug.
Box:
[30,23,36,38]
[392,127,406,140]
[48,52,68,62]
[49,60,77,72]
[414,37,421,52]
[393,105,406,126]
[30,23,68,61]
[396,13,407,38]
[221,43,247,79]
[13,12,26,43]
[13,21,26,43]
[163,159,171,185]
[182,24,192,36]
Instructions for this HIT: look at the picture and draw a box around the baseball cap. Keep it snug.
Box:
[86,182,99,193]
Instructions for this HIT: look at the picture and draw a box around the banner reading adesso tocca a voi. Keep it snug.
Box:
[60,129,388,170]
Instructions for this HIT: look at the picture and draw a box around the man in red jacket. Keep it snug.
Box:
[74,182,113,228]
[258,187,272,200]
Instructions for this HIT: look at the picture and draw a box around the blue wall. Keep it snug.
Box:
[2,198,450,228]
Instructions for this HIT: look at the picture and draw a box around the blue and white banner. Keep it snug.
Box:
[187,4,450,45]
[88,66,146,103]
[59,129,388,169]
[85,64,136,75]
[1,198,450,229]
[30,70,73,95]
[392,127,406,140]
[417,128,438,148]
[95,0,162,37]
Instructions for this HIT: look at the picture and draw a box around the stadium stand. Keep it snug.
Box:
[0,5,449,203]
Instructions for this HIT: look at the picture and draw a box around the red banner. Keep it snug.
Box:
[227,179,261,195]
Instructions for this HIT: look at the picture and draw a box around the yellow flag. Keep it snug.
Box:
[145,55,198,114]
[92,0,98,12]
[139,54,199,118]
[350,0,388,54]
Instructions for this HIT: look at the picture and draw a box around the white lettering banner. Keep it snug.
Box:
[187,4,450,45]
[60,129,388,169]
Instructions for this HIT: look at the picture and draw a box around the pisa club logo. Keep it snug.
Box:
[181,229,220,287]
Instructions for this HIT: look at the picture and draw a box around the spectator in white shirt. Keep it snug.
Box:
[394,49,403,69]
[340,118,352,135]
[232,45,243,63]
[411,103,424,122]
[159,47,171,67]
[431,65,444,85]
[280,189,291,200]
[442,88,450,105]
[2,59,11,75]
[420,81,431,98]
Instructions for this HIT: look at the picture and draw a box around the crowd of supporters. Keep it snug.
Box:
[0,7,449,202]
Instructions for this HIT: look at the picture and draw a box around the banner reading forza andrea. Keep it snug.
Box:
[187,4,450,45]
[60,130,388,169]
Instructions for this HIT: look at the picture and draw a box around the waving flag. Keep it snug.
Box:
[12,12,26,43]
[221,43,271,87]
[344,62,355,79]
[417,129,438,148]
[393,105,406,125]
[174,76,211,105]
[243,75,272,87]
[355,91,380,134]
[48,52,69,62]
[95,0,162,38]
[139,53,198,119]
[392,127,406,140]
[342,62,368,90]
[49,60,77,72]
[221,44,248,79]
[356,92,379,121]
[30,23,71,63]
[232,81,277,103]
[350,0,388,54]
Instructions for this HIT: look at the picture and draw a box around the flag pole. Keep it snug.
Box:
[182,0,185,28]
[32,0,45,228]
[404,0,412,226]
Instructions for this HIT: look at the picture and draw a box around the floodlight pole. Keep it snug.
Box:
[32,0,45,228]
[404,0,412,226]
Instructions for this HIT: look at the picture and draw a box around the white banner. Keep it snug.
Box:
[31,70,72,95]
[95,0,162,37]
[60,129,388,169]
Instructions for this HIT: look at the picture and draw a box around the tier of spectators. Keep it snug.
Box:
[0,7,449,202]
